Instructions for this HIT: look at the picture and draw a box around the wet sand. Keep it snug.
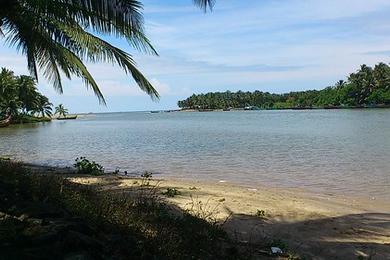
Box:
[68,175,390,259]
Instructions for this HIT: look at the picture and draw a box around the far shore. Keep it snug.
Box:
[22,162,390,259]
[178,105,390,112]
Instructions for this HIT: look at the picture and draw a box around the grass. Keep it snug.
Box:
[162,187,181,197]
[0,160,240,259]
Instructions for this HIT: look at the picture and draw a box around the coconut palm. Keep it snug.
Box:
[0,0,215,104]
[35,95,53,118]
[0,68,17,99]
[335,80,346,89]
[0,97,22,117]
[0,68,19,117]
[55,104,68,118]
[16,75,39,113]
[0,67,57,119]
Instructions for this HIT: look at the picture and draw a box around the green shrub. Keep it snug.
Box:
[255,209,266,218]
[162,188,181,198]
[74,157,104,175]
[0,160,237,259]
[140,171,153,186]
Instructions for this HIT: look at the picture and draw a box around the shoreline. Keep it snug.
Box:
[68,177,390,259]
[17,161,390,212]
[22,162,390,259]
[178,106,390,112]
[22,161,389,209]
[73,175,390,218]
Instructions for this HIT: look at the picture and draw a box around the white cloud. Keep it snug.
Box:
[2,0,390,111]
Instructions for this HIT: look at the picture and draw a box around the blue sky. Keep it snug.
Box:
[1,0,390,113]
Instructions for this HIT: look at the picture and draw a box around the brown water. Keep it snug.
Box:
[0,109,389,201]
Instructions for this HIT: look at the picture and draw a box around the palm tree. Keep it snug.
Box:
[0,68,19,117]
[0,0,215,104]
[16,75,39,114]
[0,97,22,117]
[55,104,68,118]
[335,80,346,89]
[35,95,53,118]
[1,67,58,120]
[0,68,17,99]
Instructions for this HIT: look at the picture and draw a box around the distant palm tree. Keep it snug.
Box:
[0,97,22,117]
[36,95,53,118]
[0,0,215,104]
[16,75,38,113]
[335,80,346,89]
[1,67,56,119]
[55,104,68,118]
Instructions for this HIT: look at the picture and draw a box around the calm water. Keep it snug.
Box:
[1,110,389,200]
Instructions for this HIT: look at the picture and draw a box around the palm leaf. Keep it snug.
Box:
[1,0,158,103]
[193,0,215,11]
[0,0,215,103]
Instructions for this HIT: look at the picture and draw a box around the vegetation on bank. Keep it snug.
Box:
[74,157,105,176]
[0,158,306,259]
[0,68,53,123]
[0,160,240,259]
[10,115,52,125]
[178,63,390,110]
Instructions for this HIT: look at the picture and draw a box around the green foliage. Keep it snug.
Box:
[13,114,51,124]
[0,1,162,103]
[0,1,216,103]
[178,63,390,110]
[0,68,53,120]
[255,209,266,218]
[140,171,153,186]
[74,157,104,176]
[162,187,181,197]
[54,104,69,117]
[0,160,236,259]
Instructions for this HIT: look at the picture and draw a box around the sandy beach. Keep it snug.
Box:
[67,174,390,259]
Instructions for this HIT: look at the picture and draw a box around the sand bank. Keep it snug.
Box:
[67,175,390,259]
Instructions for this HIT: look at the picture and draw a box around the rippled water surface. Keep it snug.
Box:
[1,110,389,200]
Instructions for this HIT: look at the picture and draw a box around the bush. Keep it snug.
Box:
[255,209,266,218]
[74,157,104,175]
[162,188,181,198]
[0,160,238,259]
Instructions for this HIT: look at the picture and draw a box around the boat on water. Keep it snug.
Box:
[57,115,78,120]
[0,116,11,128]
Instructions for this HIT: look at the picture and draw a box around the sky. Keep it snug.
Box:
[1,0,390,113]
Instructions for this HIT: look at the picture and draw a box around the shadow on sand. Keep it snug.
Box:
[68,175,390,259]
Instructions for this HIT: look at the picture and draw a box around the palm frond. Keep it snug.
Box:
[1,0,159,103]
[1,0,216,103]
[193,0,215,12]
[57,23,159,99]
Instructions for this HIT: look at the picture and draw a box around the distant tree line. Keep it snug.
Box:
[0,68,53,119]
[177,63,390,109]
